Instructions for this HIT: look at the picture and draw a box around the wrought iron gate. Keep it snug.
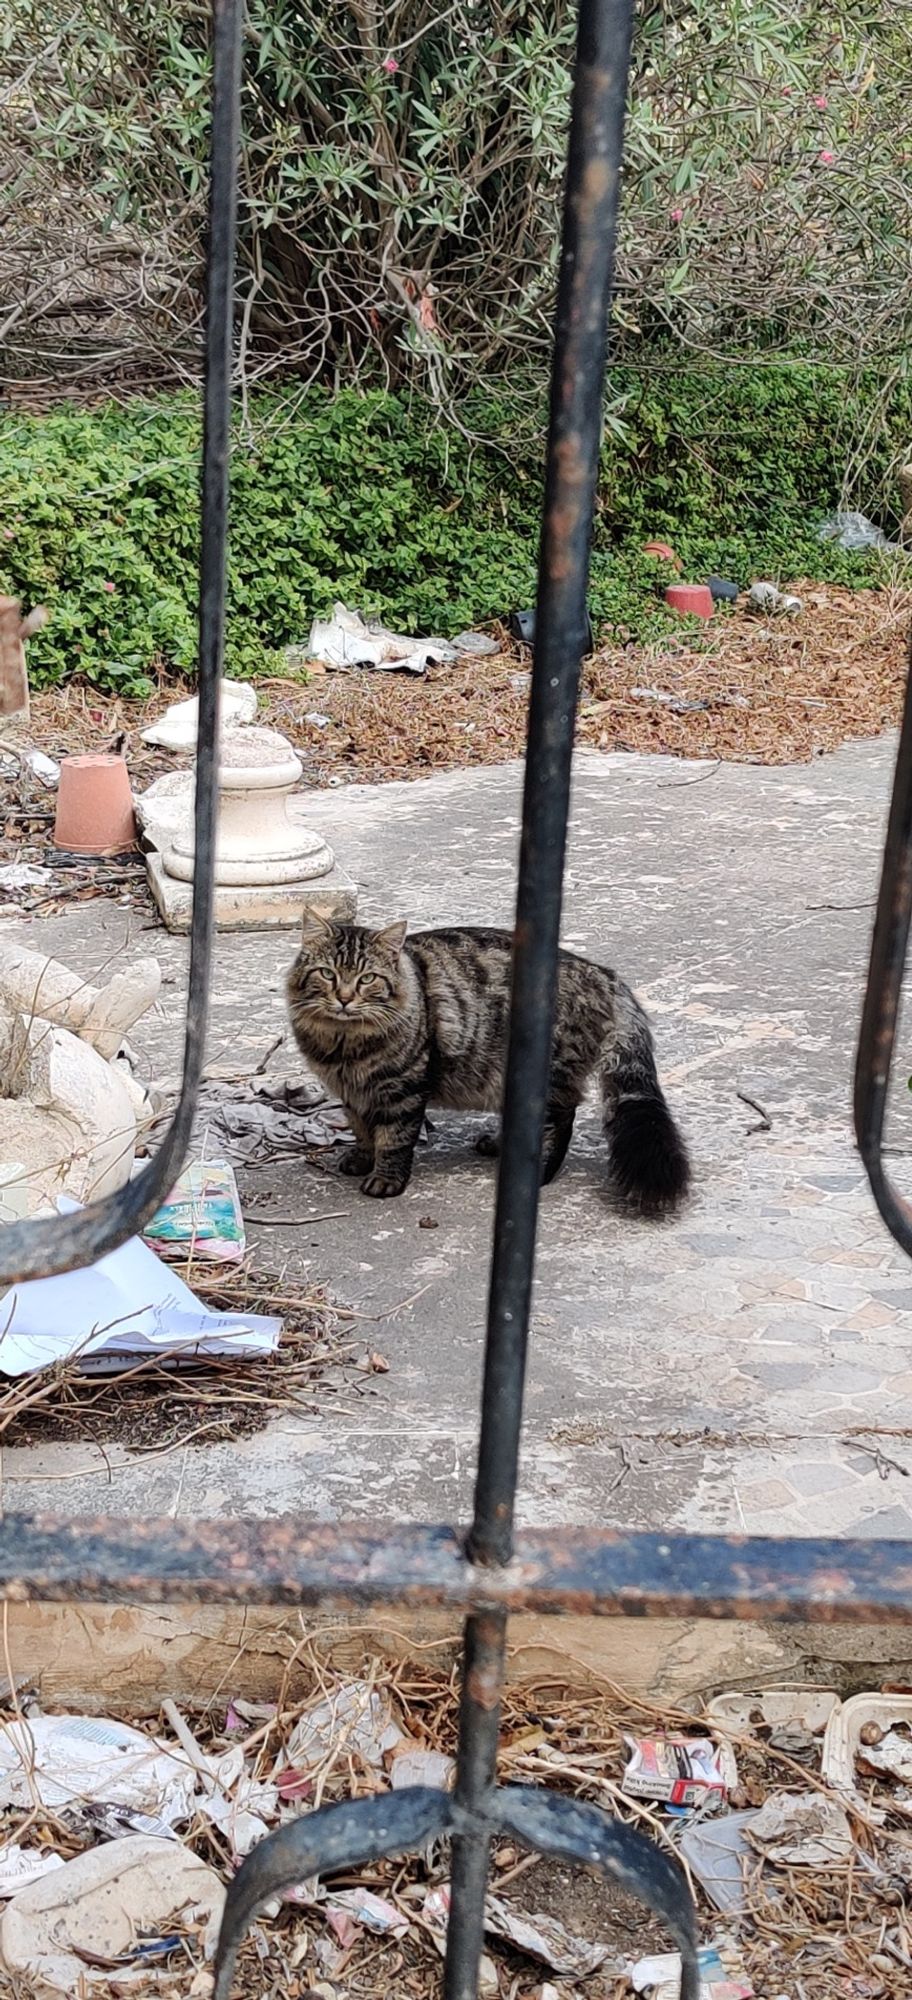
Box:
[3,0,912,1994]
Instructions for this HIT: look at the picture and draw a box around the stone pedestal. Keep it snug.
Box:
[137,728,356,933]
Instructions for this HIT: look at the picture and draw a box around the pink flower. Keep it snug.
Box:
[781,85,792,96]
[670,206,684,222]
[382,55,398,73]
[101,580,116,593]
[813,94,828,109]
[817,148,835,164]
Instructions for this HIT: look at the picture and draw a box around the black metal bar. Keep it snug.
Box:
[0,0,243,1286]
[445,1609,506,2000]
[854,637,912,1254]
[6,1515,912,1622]
[214,1786,700,2000]
[469,0,635,1572]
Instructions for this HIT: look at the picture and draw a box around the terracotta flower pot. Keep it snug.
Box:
[665,582,714,621]
[54,754,137,856]
[644,539,682,571]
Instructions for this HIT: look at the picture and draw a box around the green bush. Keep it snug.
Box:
[1,366,909,695]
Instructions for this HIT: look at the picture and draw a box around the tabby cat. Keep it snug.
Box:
[286,914,690,1215]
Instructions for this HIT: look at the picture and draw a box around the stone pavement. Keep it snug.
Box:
[5,735,912,1545]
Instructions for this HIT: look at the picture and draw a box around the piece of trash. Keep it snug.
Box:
[286,1680,406,1776]
[508,608,595,653]
[0,862,52,891]
[705,575,739,602]
[308,604,457,675]
[816,509,895,553]
[708,1687,839,1767]
[24,746,60,787]
[630,686,711,715]
[0,1197,281,1376]
[325,1888,409,1938]
[632,1934,753,1999]
[452,631,499,657]
[621,1735,736,1807]
[0,1834,224,1996]
[679,1810,762,1915]
[748,581,803,616]
[485,1894,616,1977]
[857,1725,912,1783]
[747,1789,853,1866]
[0,1844,66,1897]
[390,1747,455,1791]
[161,1698,278,1862]
[822,1692,912,1808]
[142,679,257,749]
[424,1884,616,1978]
[305,711,332,728]
[0,1713,196,1822]
[144,1077,353,1168]
[143,1160,246,1265]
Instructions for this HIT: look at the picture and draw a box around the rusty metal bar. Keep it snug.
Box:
[0,0,242,1285]
[4,1515,912,1623]
[855,634,912,1253]
[214,1786,699,2000]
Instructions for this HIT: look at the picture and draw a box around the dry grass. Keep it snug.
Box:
[0,1261,364,1454]
[17,582,912,811]
[1,1651,911,1999]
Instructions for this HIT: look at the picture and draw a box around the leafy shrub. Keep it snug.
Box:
[1,365,908,695]
[3,0,912,399]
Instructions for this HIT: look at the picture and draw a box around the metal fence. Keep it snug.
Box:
[3,0,912,1994]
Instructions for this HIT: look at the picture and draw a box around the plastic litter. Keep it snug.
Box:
[748,581,803,616]
[424,1883,617,1977]
[816,509,894,552]
[678,1810,762,1915]
[0,1712,196,1823]
[325,1888,409,1938]
[0,1833,224,1996]
[0,1843,65,1897]
[621,1735,736,1808]
[286,1680,406,1776]
[308,604,457,675]
[631,1934,753,1998]
[746,1789,853,1866]
[143,1159,246,1265]
[390,1746,456,1790]
[142,678,257,748]
[0,1196,281,1376]
[823,1692,912,1815]
[0,862,52,891]
[144,1076,353,1168]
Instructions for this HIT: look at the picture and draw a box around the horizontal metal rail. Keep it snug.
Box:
[3,1515,912,1623]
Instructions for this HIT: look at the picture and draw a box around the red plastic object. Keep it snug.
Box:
[54,753,137,855]
[665,583,714,620]
[644,539,682,570]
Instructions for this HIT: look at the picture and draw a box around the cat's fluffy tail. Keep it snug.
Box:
[600,990,690,1217]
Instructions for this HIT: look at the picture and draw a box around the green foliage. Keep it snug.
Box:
[1,365,909,694]
[4,0,912,398]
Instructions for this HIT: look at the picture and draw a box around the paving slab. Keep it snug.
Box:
[4,736,912,1545]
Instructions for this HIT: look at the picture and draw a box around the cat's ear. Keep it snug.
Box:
[375,919,407,957]
[300,907,334,943]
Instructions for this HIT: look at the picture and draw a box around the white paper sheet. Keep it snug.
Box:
[0,1200,282,1376]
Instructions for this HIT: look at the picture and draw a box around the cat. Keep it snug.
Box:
[286,914,690,1214]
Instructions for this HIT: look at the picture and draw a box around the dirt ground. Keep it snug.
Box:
[22,580,911,797]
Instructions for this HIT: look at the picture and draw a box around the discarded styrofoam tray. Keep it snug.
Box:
[822,1692,912,1798]
[708,1686,841,1737]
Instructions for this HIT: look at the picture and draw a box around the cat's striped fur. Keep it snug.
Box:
[286,915,690,1213]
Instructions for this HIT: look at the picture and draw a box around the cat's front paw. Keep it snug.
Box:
[339,1147,373,1177]
[361,1169,409,1198]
